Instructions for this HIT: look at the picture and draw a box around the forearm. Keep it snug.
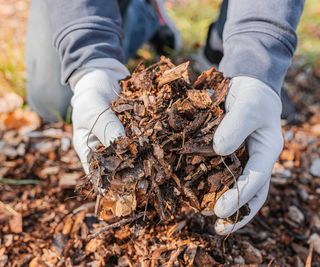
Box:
[219,0,305,94]
[46,0,124,84]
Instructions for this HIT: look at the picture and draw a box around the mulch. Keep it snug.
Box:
[0,59,320,266]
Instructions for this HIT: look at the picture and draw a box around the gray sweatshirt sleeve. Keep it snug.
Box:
[219,0,304,94]
[46,0,123,84]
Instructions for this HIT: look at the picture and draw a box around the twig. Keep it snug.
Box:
[144,189,152,221]
[144,60,163,71]
[220,156,240,253]
[305,243,313,267]
[175,129,185,171]
[111,84,120,97]
[267,259,274,267]
[94,194,101,216]
[152,177,166,220]
[86,106,112,151]
[72,202,96,214]
[0,177,40,185]
[87,212,144,241]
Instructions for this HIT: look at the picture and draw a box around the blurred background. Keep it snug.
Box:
[0,0,320,98]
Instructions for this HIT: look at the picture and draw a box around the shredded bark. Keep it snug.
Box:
[79,57,249,224]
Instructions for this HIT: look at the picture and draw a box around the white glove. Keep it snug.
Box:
[70,59,129,173]
[213,76,283,235]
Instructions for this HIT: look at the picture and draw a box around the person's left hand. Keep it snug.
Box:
[70,59,129,173]
[212,76,283,235]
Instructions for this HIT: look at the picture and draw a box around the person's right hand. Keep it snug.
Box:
[213,76,284,235]
[70,59,129,173]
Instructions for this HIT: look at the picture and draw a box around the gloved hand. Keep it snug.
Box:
[213,76,283,235]
[70,59,129,173]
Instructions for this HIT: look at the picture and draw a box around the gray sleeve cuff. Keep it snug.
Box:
[219,0,304,95]
[220,30,294,95]
[47,0,124,85]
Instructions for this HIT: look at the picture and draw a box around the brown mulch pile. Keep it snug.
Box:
[83,58,248,224]
[0,59,320,266]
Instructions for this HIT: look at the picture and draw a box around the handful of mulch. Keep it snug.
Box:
[80,57,248,223]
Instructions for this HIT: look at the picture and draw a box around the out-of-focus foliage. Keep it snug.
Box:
[167,0,320,64]
[297,0,320,65]
[0,0,319,97]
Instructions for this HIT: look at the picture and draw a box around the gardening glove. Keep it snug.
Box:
[70,59,130,174]
[213,76,283,235]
